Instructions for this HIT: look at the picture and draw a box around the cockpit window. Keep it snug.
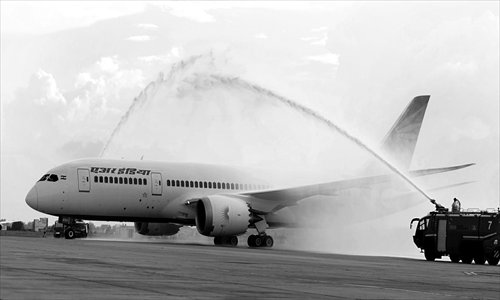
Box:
[47,174,59,182]
[38,174,49,182]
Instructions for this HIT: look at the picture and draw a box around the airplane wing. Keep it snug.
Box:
[242,163,474,213]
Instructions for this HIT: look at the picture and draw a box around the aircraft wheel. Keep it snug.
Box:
[248,235,256,247]
[229,236,238,247]
[65,228,75,239]
[264,236,274,248]
[254,236,263,247]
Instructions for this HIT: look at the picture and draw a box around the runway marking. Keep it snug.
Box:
[463,271,477,276]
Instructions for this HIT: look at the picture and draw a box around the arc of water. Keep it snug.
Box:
[210,75,433,201]
[99,63,432,201]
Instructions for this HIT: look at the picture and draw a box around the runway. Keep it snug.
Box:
[1,236,499,299]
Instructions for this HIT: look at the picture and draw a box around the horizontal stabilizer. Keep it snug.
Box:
[409,163,475,177]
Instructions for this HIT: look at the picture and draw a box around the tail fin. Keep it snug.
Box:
[380,95,430,170]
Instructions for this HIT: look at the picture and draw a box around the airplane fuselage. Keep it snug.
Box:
[26,159,270,224]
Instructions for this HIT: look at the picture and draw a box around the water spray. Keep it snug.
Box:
[100,54,433,202]
[209,75,433,201]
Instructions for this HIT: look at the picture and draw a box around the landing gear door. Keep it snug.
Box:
[77,169,90,192]
[151,172,162,196]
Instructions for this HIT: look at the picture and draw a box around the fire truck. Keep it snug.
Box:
[53,219,89,239]
[411,201,499,265]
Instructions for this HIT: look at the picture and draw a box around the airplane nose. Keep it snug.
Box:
[26,186,38,210]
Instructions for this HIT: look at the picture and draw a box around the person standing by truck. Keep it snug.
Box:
[452,198,461,212]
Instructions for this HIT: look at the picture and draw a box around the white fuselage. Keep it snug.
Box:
[26,159,270,224]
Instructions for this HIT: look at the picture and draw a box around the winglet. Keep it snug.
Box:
[380,95,430,170]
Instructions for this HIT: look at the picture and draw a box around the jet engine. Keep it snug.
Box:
[195,195,251,237]
[134,222,181,236]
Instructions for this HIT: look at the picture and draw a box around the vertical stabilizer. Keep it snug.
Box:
[380,95,430,170]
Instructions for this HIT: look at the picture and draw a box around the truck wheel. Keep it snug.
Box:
[449,254,460,263]
[474,255,486,265]
[461,256,473,264]
[65,229,75,239]
[424,250,435,261]
[486,256,499,265]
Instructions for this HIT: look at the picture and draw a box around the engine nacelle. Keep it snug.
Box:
[196,195,250,237]
[134,222,181,236]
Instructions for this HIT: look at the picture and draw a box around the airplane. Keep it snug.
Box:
[25,95,473,247]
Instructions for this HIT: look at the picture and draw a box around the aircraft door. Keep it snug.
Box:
[151,172,162,196]
[77,168,90,192]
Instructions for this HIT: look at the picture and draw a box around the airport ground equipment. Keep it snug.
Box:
[411,206,499,265]
[53,218,89,239]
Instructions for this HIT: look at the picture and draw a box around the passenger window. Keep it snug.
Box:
[138,178,142,185]
[94,176,98,183]
[208,182,212,188]
[181,181,184,187]
[119,177,123,184]
[176,180,180,187]
[230,183,234,190]
[235,183,239,190]
[195,181,198,188]
[104,177,108,183]
[204,182,208,188]
[134,178,137,185]
[114,177,118,184]
[99,176,103,183]
[167,180,171,186]
[217,182,221,189]
[190,181,194,188]
[144,178,147,185]
[129,178,133,184]
[222,183,226,189]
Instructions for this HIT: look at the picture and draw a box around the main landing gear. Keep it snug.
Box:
[247,234,273,248]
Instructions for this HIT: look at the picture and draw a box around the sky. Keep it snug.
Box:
[1,1,498,255]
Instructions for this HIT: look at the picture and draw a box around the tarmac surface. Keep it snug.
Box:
[1,236,499,299]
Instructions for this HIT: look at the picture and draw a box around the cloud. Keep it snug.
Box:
[163,4,216,23]
[137,47,183,64]
[97,56,119,73]
[27,69,67,105]
[306,53,340,65]
[451,116,491,141]
[126,35,152,42]
[137,23,159,30]
[255,33,268,39]
[301,27,329,46]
